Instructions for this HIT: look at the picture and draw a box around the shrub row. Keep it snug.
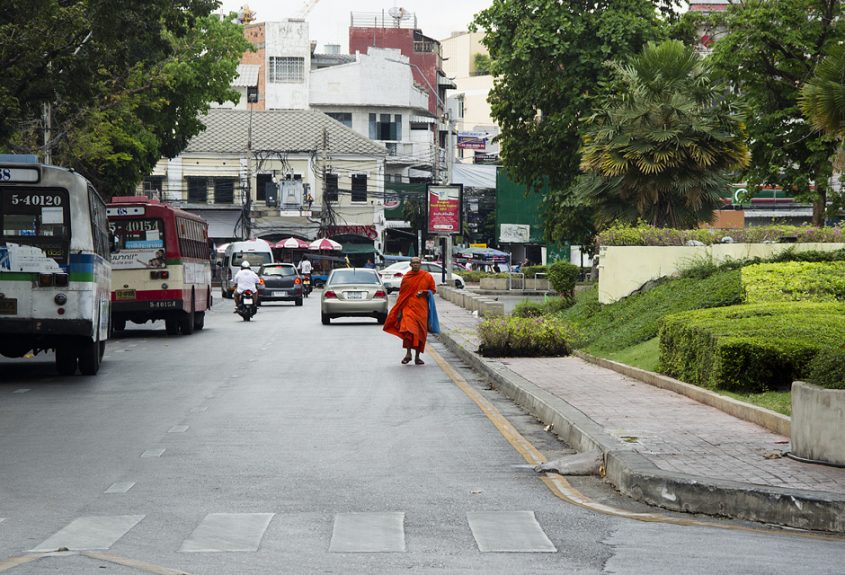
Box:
[658,302,845,393]
[547,261,579,295]
[598,221,845,246]
[478,315,577,357]
[742,261,845,303]
[512,296,573,318]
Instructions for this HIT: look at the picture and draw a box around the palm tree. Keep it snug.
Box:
[800,47,845,138]
[576,40,749,229]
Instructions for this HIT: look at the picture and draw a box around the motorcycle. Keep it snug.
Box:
[237,289,258,321]
[302,273,312,298]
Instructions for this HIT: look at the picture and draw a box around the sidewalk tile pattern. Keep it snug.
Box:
[436,296,845,494]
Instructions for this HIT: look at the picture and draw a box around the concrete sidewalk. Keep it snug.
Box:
[433,294,845,534]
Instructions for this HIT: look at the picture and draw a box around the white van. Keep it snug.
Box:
[220,239,274,298]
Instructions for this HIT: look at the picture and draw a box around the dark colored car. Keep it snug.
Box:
[257,263,303,306]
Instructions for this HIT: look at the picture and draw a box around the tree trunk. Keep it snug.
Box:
[812,186,827,227]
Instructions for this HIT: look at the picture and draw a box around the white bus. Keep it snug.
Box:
[0,155,112,375]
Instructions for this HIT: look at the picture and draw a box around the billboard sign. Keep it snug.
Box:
[457,131,488,150]
[427,184,463,235]
[500,223,530,243]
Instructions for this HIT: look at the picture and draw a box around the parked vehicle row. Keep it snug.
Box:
[379,260,465,293]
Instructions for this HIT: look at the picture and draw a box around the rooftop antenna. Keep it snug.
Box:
[388,6,410,27]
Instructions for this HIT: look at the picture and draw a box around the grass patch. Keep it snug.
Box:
[558,269,743,353]
[595,337,660,372]
[721,390,792,416]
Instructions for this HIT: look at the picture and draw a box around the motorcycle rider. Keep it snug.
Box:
[233,260,260,312]
[298,255,313,295]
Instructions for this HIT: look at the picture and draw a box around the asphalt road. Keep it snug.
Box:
[1,296,843,574]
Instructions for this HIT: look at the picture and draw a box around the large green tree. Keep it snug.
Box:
[471,0,670,195]
[709,0,842,226]
[0,0,250,197]
[575,40,749,228]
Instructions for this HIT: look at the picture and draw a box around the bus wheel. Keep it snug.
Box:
[193,311,205,331]
[179,311,195,335]
[78,339,101,376]
[165,318,180,335]
[56,346,78,376]
[112,317,126,332]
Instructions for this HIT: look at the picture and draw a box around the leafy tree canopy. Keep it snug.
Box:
[800,46,845,139]
[709,0,842,226]
[0,0,250,197]
[471,0,671,196]
[575,40,749,229]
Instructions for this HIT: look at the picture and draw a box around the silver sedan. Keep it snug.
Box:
[320,268,389,325]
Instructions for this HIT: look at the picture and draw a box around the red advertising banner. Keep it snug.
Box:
[427,184,462,235]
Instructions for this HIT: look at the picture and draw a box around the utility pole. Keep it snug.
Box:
[42,103,51,165]
[320,127,329,238]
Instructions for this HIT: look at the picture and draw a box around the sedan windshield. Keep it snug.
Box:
[330,270,379,284]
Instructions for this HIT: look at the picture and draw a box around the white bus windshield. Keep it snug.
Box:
[1,188,70,263]
[110,218,166,269]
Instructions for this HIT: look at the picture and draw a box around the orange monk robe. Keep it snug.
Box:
[383,269,436,352]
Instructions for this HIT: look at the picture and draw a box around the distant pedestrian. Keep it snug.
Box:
[364,258,375,269]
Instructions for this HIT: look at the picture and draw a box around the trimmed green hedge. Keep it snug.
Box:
[478,316,577,357]
[742,261,845,303]
[658,302,845,392]
[522,265,547,278]
[512,297,573,318]
[547,261,579,295]
[807,347,845,390]
[598,221,845,246]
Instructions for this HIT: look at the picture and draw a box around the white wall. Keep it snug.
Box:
[264,21,311,110]
[310,48,429,111]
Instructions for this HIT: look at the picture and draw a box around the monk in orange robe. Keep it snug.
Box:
[383,257,436,365]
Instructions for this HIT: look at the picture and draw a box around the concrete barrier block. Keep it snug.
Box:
[480,301,505,317]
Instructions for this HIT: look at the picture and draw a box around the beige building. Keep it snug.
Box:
[440,31,498,163]
[143,108,387,255]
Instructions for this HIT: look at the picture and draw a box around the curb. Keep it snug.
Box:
[435,329,845,533]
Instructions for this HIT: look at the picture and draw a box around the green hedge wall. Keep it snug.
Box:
[478,316,578,357]
[742,261,845,303]
[598,221,845,246]
[658,302,845,392]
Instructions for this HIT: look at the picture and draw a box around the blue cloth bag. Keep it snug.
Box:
[426,290,440,334]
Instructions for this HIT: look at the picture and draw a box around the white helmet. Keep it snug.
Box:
[241,261,251,269]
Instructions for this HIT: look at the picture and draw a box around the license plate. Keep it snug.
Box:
[0,298,17,315]
[346,291,364,300]
[303,279,311,284]
[243,297,254,305]
[272,291,287,296]
[115,289,136,301]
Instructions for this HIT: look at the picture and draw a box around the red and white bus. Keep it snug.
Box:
[107,197,212,335]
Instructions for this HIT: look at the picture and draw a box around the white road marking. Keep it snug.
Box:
[189,407,207,413]
[141,448,165,458]
[12,389,30,394]
[179,513,274,552]
[29,515,145,552]
[467,511,557,552]
[329,512,406,553]
[104,482,135,494]
[167,425,189,433]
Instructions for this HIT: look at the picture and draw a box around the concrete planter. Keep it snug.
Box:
[480,278,508,290]
[525,278,550,291]
[791,381,845,466]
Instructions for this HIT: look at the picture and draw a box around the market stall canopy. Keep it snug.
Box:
[274,237,310,249]
[309,237,343,251]
[455,246,510,263]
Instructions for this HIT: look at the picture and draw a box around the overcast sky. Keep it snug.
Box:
[218,0,493,51]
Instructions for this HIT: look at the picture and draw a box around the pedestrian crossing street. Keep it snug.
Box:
[4,511,558,554]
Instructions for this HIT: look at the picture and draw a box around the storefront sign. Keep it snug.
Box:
[328,225,378,240]
[457,131,488,150]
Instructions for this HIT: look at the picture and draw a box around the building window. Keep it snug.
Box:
[214,178,235,204]
[256,173,273,202]
[143,176,164,199]
[351,174,367,202]
[369,113,402,141]
[187,177,207,203]
[269,56,304,83]
[325,173,338,202]
[326,112,352,128]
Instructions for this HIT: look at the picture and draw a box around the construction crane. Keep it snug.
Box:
[299,0,320,18]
